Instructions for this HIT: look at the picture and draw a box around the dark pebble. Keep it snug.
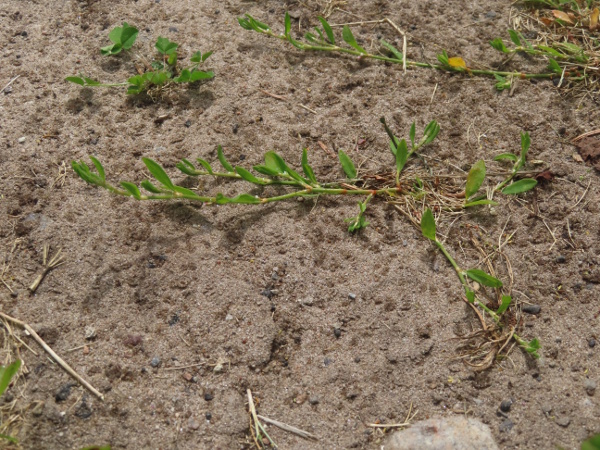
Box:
[10,291,18,298]
[150,357,161,368]
[334,328,342,338]
[239,154,245,161]
[499,419,514,433]
[523,304,541,315]
[323,357,333,366]
[184,120,192,128]
[169,313,180,326]
[232,124,238,134]
[205,412,212,420]
[309,396,320,405]
[500,399,513,413]
[204,393,214,401]
[558,127,566,135]
[270,304,276,312]
[556,255,566,263]
[75,401,92,419]
[55,384,73,402]
[21,31,28,37]
[354,356,361,363]
[169,27,178,32]
[261,289,274,299]
[589,339,596,348]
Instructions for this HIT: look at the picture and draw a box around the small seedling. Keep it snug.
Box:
[66,23,214,97]
[0,360,21,443]
[238,12,589,91]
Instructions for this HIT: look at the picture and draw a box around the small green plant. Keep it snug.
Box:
[237,12,590,91]
[582,434,600,450]
[0,360,21,443]
[66,22,214,96]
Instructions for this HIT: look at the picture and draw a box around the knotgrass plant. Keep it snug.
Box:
[66,22,214,97]
[238,12,592,91]
[72,120,541,364]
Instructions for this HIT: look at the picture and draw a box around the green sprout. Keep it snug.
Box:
[420,209,540,359]
[238,12,585,91]
[66,23,214,96]
[0,360,21,443]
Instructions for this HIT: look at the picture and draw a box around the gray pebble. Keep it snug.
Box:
[150,357,161,368]
[556,255,566,263]
[204,393,214,401]
[348,293,356,300]
[184,119,192,128]
[523,304,541,315]
[334,328,342,338]
[55,384,73,402]
[584,379,596,396]
[556,416,570,427]
[499,419,513,433]
[169,27,178,32]
[309,396,320,405]
[589,339,596,348]
[541,404,552,414]
[485,11,497,19]
[500,399,512,413]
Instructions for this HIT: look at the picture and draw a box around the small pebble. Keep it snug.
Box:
[182,372,193,382]
[541,404,552,414]
[556,255,566,263]
[150,357,161,368]
[556,416,571,427]
[334,328,342,338]
[499,419,513,433]
[55,384,73,402]
[523,304,541,315]
[184,120,192,128]
[21,31,28,37]
[309,396,320,405]
[169,26,178,32]
[225,314,234,321]
[188,418,200,430]
[18,137,26,143]
[154,146,166,153]
[584,379,596,396]
[204,393,214,401]
[323,357,333,366]
[500,399,513,413]
[205,412,212,421]
[348,293,356,300]
[589,339,596,348]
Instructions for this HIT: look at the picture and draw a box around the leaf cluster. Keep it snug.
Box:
[66,23,214,96]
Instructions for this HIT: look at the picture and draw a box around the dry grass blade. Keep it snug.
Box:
[257,414,319,441]
[29,244,65,293]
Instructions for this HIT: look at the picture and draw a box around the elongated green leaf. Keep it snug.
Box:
[318,17,335,44]
[230,194,261,204]
[196,158,213,174]
[508,29,521,46]
[215,193,230,204]
[0,433,17,444]
[301,149,317,184]
[342,26,366,54]
[254,165,281,177]
[236,167,264,184]
[217,146,234,172]
[465,290,476,303]
[409,123,416,147]
[396,139,408,174]
[155,36,178,55]
[142,158,174,189]
[338,150,357,179]
[420,208,436,241]
[547,58,562,74]
[380,40,403,60]
[264,151,287,174]
[490,38,509,53]
[581,433,600,450]
[171,185,203,199]
[286,167,309,184]
[501,178,537,195]
[466,269,503,288]
[520,131,531,161]
[71,161,95,184]
[120,182,142,199]
[189,70,214,81]
[496,295,512,315]
[248,15,270,31]
[465,159,486,199]
[494,153,518,162]
[284,12,291,36]
[523,338,540,357]
[463,199,498,208]
[141,180,163,193]
[65,76,85,86]
[0,360,20,397]
[176,162,197,176]
[89,156,106,181]
[421,121,440,146]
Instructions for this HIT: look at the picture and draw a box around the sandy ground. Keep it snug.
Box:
[1,0,599,449]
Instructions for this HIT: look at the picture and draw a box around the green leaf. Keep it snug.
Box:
[171,185,203,199]
[465,159,486,199]
[496,295,512,315]
[65,76,85,86]
[520,131,531,161]
[318,17,335,44]
[215,193,231,205]
[395,139,408,174]
[490,38,509,53]
[200,50,213,62]
[409,123,416,147]
[89,156,106,181]
[176,159,197,176]
[437,50,449,66]
[150,71,168,86]
[420,208,436,241]
[101,22,138,55]
[0,360,20,397]
[465,269,503,288]
[465,290,475,303]
[581,433,600,450]
[120,181,142,199]
[189,70,214,81]
[82,76,101,86]
[522,338,541,358]
[155,36,178,55]
[494,74,511,91]
[508,29,521,46]
[342,26,366,54]
[501,178,538,195]
[284,12,291,36]
[217,146,234,172]
[463,199,498,208]
[71,161,95,184]
[380,39,403,60]
[100,43,121,56]
[494,153,518,162]
[421,121,440,146]
[175,69,191,83]
[238,17,253,30]
[196,158,213,174]
[301,149,317,185]
[264,151,287,174]
[547,58,562,75]
[141,180,163,194]
[235,167,264,185]
[338,150,357,179]
[230,194,261,204]
[142,158,174,189]
[254,165,281,177]
[167,52,177,66]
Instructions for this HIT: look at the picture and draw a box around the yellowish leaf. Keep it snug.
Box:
[590,7,599,31]
[448,57,467,69]
[552,9,575,25]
